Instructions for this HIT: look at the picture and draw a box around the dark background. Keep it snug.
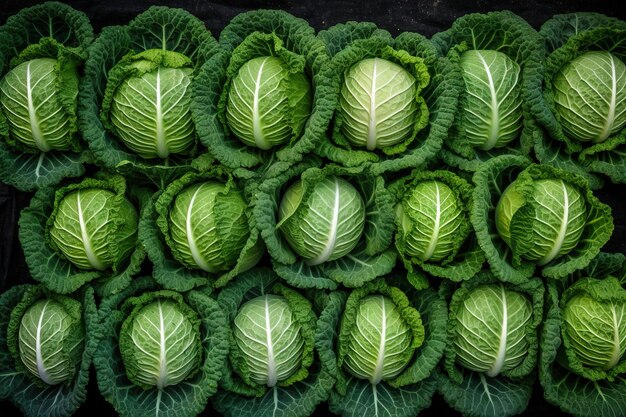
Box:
[1,1,625,416]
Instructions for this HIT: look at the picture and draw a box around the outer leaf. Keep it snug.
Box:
[540,13,626,54]
[0,284,99,417]
[435,369,534,417]
[318,22,393,58]
[19,175,147,296]
[324,246,397,288]
[329,375,437,417]
[78,6,219,184]
[0,149,88,192]
[272,260,337,291]
[533,127,604,190]
[431,11,543,172]
[471,155,535,283]
[94,277,228,417]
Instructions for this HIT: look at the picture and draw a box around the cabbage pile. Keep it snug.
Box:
[1,4,625,417]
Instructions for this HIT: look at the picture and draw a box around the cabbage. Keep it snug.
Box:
[48,188,138,271]
[458,50,523,151]
[94,278,228,417]
[119,297,202,389]
[540,253,626,417]
[337,58,419,151]
[232,294,305,386]
[0,2,93,191]
[278,175,365,266]
[0,284,98,417]
[225,55,311,150]
[472,156,613,282]
[553,51,626,144]
[495,178,586,265]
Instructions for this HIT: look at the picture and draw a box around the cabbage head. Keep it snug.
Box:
[47,187,139,271]
[495,178,586,266]
[119,295,202,390]
[277,175,365,266]
[337,58,419,151]
[395,180,466,263]
[16,296,84,385]
[102,49,196,159]
[232,294,305,387]
[458,50,523,151]
[0,56,78,152]
[342,295,418,384]
[553,51,626,144]
[561,277,626,378]
[225,55,312,150]
[165,181,250,273]
[453,284,532,377]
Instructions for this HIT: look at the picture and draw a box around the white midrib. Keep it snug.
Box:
[35,300,53,385]
[156,300,168,390]
[371,296,387,385]
[372,384,380,417]
[265,295,278,387]
[155,67,169,158]
[597,54,617,143]
[26,61,50,152]
[605,303,622,370]
[478,52,500,151]
[253,58,270,150]
[487,285,508,377]
[538,180,569,266]
[77,191,105,270]
[186,185,213,272]
[367,58,378,151]
[422,182,441,261]
[307,178,340,265]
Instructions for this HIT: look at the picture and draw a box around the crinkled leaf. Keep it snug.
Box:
[435,369,534,417]
[329,375,437,417]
